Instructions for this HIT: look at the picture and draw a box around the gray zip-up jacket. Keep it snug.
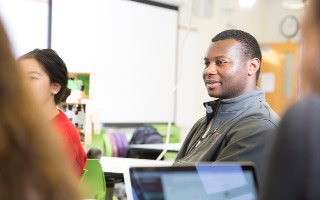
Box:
[174,89,280,183]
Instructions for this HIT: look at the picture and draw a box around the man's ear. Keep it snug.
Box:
[51,83,62,95]
[248,58,260,76]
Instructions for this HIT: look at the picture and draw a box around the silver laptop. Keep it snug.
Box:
[129,163,258,200]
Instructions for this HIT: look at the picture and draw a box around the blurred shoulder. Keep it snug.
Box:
[283,95,320,121]
[278,95,320,136]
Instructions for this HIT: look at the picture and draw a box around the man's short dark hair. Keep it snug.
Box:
[212,29,262,83]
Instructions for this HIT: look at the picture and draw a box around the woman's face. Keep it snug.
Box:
[19,58,55,105]
[299,0,320,94]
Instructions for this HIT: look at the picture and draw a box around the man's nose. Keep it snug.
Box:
[205,63,217,75]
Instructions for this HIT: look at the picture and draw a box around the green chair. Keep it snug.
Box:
[80,159,106,200]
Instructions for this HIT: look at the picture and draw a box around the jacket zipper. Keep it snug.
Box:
[188,101,221,153]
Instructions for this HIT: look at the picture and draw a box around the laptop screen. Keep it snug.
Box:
[129,164,258,200]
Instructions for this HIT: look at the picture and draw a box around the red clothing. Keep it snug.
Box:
[52,110,87,175]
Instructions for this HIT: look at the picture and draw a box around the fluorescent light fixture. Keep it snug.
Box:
[282,0,305,9]
[238,0,257,10]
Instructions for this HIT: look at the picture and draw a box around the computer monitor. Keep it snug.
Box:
[129,163,258,200]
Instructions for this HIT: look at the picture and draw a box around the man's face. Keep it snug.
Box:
[203,39,250,99]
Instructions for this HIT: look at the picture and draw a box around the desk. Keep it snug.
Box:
[128,143,182,153]
[100,157,173,200]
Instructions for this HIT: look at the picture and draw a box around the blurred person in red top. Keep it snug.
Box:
[18,49,87,175]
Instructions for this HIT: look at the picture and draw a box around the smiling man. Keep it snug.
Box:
[174,30,279,183]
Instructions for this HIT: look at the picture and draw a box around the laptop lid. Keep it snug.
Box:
[129,163,258,200]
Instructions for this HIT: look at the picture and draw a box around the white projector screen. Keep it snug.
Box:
[51,0,178,123]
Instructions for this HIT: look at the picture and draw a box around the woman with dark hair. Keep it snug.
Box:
[0,19,80,199]
[18,49,87,175]
[261,0,320,199]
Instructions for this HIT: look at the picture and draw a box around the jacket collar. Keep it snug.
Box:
[203,88,266,124]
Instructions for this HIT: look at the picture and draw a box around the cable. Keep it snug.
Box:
[156,0,195,160]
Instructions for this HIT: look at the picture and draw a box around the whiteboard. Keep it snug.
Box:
[51,0,178,123]
[0,0,48,57]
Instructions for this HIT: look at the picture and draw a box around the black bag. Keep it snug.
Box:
[127,126,163,160]
[130,126,163,144]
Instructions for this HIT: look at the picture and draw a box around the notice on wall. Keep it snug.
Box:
[260,73,275,93]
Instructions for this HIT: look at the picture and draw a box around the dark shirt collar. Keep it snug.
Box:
[203,89,266,124]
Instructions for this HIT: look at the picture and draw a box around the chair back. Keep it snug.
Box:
[80,159,106,200]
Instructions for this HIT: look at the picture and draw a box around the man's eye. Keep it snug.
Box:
[29,76,38,80]
[216,60,226,65]
[204,62,210,67]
